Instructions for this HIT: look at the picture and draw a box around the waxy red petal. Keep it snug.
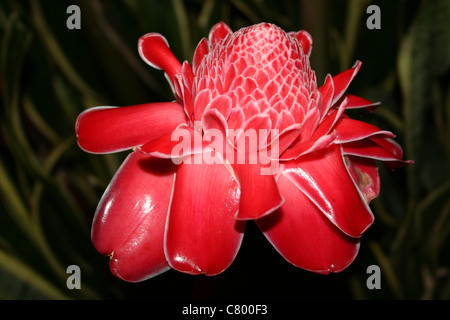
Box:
[91,152,176,282]
[344,94,380,111]
[346,156,380,203]
[331,60,362,105]
[282,144,374,237]
[297,103,321,142]
[269,123,302,155]
[209,22,232,44]
[281,98,345,160]
[309,96,348,140]
[280,132,336,160]
[257,172,360,274]
[333,118,395,144]
[138,33,182,85]
[193,38,210,76]
[318,74,334,119]
[289,30,313,57]
[182,61,195,94]
[233,160,284,220]
[139,125,205,161]
[238,113,272,148]
[342,138,413,169]
[202,95,233,122]
[76,102,188,154]
[165,153,244,275]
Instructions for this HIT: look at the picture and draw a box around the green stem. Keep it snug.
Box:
[172,0,193,59]
[369,241,404,299]
[0,248,70,300]
[30,0,102,107]
[0,160,33,235]
[341,0,371,70]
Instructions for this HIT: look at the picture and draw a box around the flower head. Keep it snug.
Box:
[76,22,411,281]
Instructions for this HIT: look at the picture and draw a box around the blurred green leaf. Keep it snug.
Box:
[0,248,69,300]
[398,0,450,197]
[29,0,102,107]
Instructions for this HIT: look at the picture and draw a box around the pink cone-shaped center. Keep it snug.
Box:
[193,23,320,136]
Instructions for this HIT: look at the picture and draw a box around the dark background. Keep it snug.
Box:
[0,0,449,300]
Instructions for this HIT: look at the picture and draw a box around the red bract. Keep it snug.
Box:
[76,22,411,281]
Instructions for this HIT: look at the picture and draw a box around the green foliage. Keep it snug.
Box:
[0,0,448,299]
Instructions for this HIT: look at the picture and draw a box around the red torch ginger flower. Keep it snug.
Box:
[76,22,411,282]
